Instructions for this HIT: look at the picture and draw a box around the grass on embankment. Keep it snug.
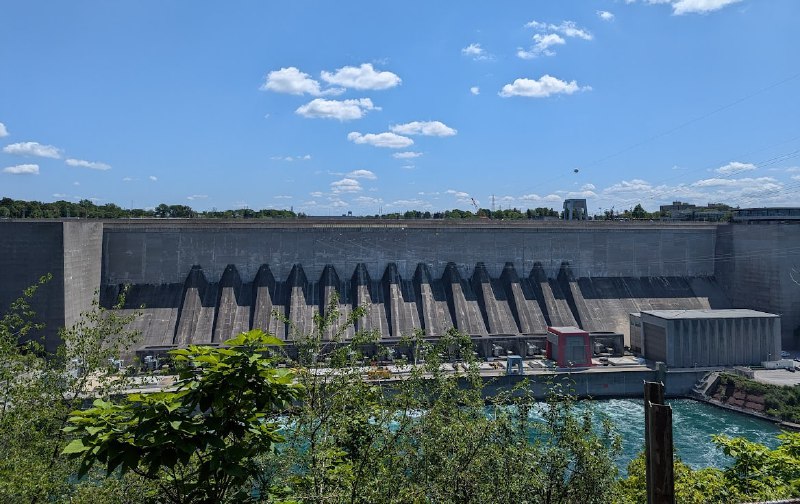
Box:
[714,373,800,423]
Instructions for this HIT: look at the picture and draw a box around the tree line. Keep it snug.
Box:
[0,198,301,219]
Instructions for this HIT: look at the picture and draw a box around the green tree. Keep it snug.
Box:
[0,279,141,502]
[64,330,303,504]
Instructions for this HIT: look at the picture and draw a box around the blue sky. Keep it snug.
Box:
[1,0,799,214]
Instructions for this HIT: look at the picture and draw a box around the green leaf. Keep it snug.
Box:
[62,438,89,455]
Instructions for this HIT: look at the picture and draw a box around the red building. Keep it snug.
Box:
[546,326,593,368]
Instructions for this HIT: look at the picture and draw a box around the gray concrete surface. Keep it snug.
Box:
[715,223,800,348]
[2,219,799,355]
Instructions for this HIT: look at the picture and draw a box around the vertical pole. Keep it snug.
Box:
[644,381,674,504]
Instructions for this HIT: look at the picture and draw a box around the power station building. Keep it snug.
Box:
[631,309,781,368]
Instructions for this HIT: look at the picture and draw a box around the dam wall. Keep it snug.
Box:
[2,219,798,351]
[715,223,800,348]
[100,221,717,284]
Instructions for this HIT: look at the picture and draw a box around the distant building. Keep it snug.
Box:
[636,309,780,368]
[563,199,587,220]
[660,201,696,214]
[660,201,732,221]
[732,207,800,223]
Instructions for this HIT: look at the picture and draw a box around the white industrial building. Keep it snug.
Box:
[630,309,781,368]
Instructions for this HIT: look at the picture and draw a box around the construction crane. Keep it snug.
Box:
[470,197,479,213]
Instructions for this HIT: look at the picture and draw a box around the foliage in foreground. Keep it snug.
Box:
[65,330,302,503]
[62,298,623,503]
[616,431,800,503]
[0,277,141,502]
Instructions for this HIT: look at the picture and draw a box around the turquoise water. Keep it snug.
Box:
[589,399,784,472]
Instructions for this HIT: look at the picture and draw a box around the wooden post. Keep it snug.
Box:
[644,381,674,504]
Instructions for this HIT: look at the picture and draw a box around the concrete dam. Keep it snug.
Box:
[1,219,799,352]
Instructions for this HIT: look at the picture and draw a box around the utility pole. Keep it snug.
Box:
[644,381,674,504]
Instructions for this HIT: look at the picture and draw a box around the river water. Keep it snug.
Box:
[587,398,783,472]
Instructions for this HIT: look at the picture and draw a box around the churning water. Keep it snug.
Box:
[590,398,783,472]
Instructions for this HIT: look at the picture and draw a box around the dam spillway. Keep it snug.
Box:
[1,219,799,352]
[102,260,727,348]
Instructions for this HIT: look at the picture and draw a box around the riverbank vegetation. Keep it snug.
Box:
[713,372,800,423]
[2,286,800,503]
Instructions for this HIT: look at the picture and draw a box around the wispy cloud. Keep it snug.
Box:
[187,194,208,201]
[390,121,457,137]
[470,86,480,95]
[331,178,362,193]
[0,122,8,137]
[517,33,565,59]
[3,163,39,175]
[524,20,593,40]
[461,43,493,61]
[66,158,111,170]
[597,10,615,21]
[3,141,61,159]
[393,151,423,159]
[347,131,414,149]
[715,161,756,175]
[346,169,377,180]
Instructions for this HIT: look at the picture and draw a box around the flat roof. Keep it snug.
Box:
[547,326,589,335]
[641,309,779,320]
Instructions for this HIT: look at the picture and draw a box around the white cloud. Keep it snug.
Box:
[321,63,401,90]
[0,122,8,137]
[3,141,61,159]
[401,164,415,170]
[274,195,293,199]
[597,10,615,21]
[715,161,756,175]
[347,169,377,180]
[581,183,596,191]
[604,179,653,193]
[567,190,598,199]
[785,167,800,173]
[260,66,343,96]
[271,154,313,162]
[296,98,378,121]
[525,20,593,40]
[347,131,414,149]
[331,178,362,193]
[517,33,566,59]
[149,175,158,181]
[390,121,457,137]
[3,163,39,175]
[310,191,324,198]
[520,193,562,203]
[445,189,474,204]
[470,86,480,95]
[461,43,492,61]
[66,158,111,170]
[635,0,742,15]
[386,198,431,208]
[122,177,134,182]
[354,196,383,205]
[187,194,208,201]
[499,75,590,98]
[792,175,800,181]
[393,151,423,159]
[691,176,779,189]
[671,0,741,15]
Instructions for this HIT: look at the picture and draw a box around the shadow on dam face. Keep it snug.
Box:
[102,261,731,349]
